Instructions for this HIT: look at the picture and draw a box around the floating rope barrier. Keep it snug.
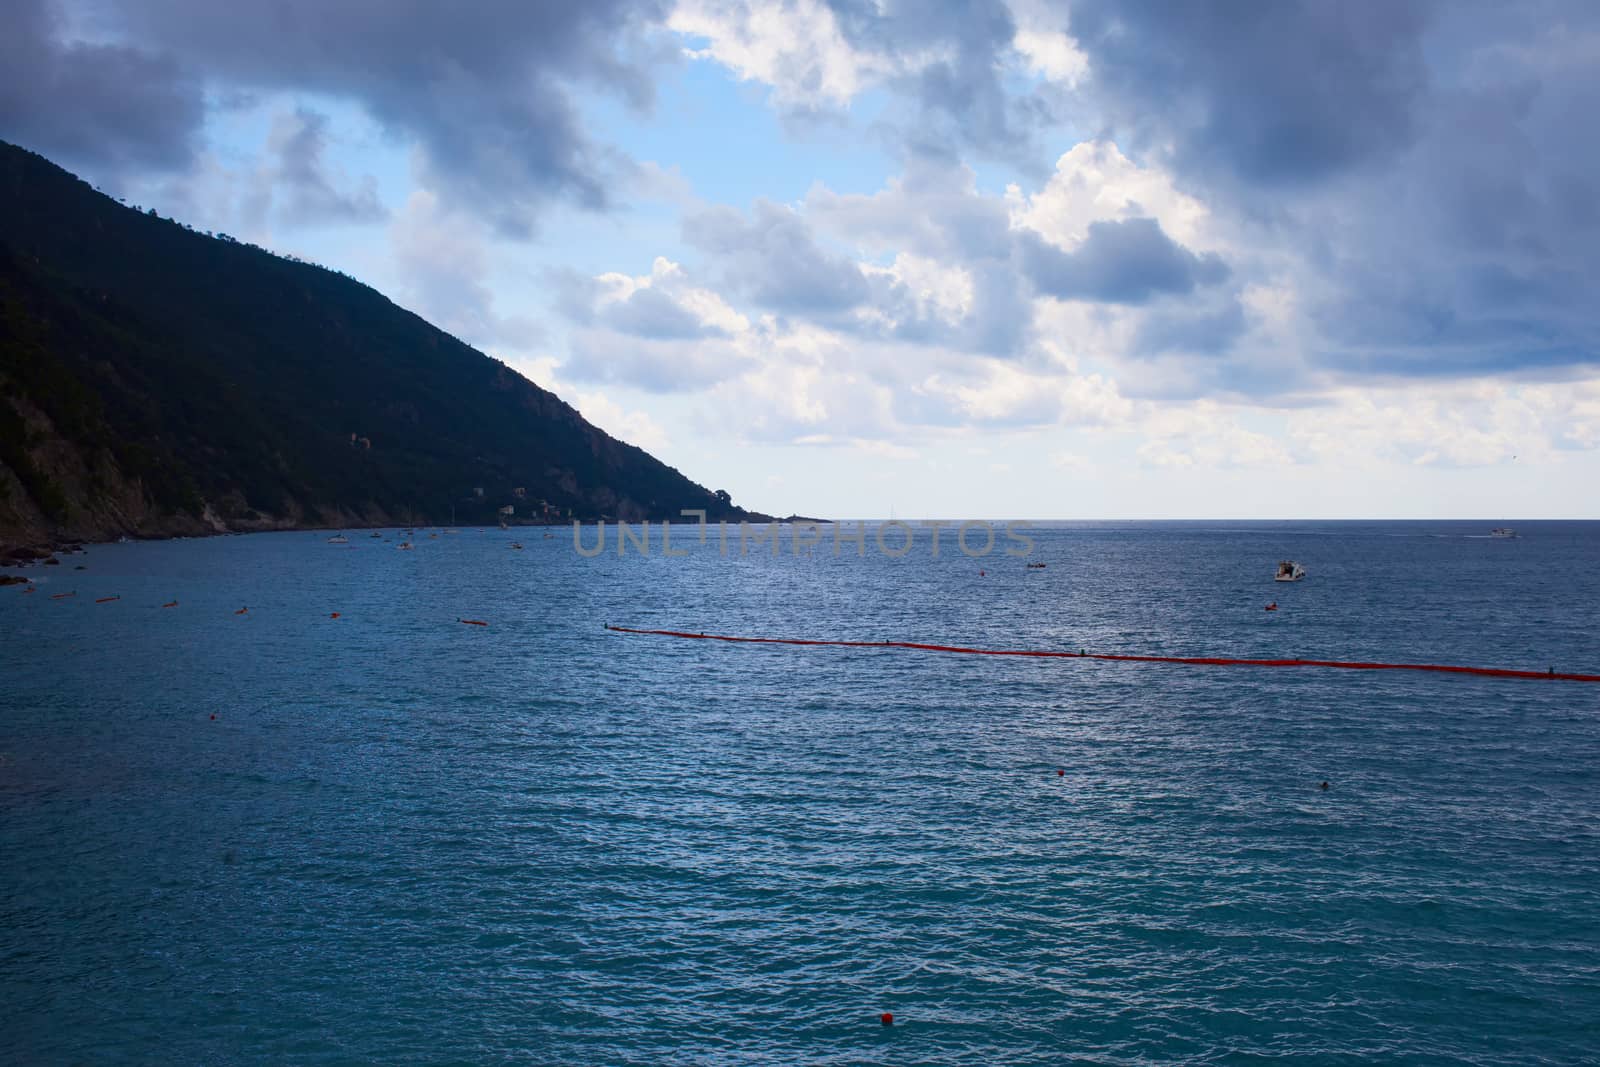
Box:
[604,625,1600,684]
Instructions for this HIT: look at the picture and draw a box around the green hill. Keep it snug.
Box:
[0,140,753,549]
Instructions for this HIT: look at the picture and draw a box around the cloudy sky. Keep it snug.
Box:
[5,0,1599,518]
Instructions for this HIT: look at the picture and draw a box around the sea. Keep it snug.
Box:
[3,520,1598,1064]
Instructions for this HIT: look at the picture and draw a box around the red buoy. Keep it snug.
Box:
[1057,769,1065,777]
[880,1012,893,1026]
[330,612,341,619]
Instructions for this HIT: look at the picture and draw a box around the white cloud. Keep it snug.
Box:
[1005,0,1089,84]
[920,361,1130,429]
[571,390,670,453]
[1135,403,1294,469]
[1285,381,1600,469]
[668,0,902,108]
[859,252,974,328]
[593,255,751,335]
[1009,140,1212,252]
[1049,450,1090,471]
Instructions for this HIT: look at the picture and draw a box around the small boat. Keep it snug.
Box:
[396,541,414,551]
[1491,527,1519,539]
[370,532,383,539]
[510,542,524,550]
[327,534,349,545]
[1274,560,1306,582]
[1025,562,1047,569]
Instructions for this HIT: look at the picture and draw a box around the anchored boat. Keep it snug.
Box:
[1275,560,1306,582]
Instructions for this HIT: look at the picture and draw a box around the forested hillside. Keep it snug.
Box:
[0,141,751,549]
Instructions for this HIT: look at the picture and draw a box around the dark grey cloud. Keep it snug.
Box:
[1067,0,1432,188]
[822,0,1058,171]
[1287,13,1600,386]
[874,0,1042,164]
[24,0,669,236]
[684,200,870,313]
[1019,218,1228,305]
[1134,298,1248,358]
[685,0,1597,392]
[0,0,202,174]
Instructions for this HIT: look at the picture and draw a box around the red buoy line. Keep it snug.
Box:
[603,625,1600,684]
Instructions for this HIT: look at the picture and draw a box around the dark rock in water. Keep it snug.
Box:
[74,564,87,570]
[43,557,60,565]
[0,574,28,586]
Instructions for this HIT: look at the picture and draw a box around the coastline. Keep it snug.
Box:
[0,510,813,570]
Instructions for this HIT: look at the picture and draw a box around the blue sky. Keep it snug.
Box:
[5,0,1599,517]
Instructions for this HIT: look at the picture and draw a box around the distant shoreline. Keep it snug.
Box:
[1,512,816,567]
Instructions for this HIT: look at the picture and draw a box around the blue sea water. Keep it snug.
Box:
[3,520,1599,1064]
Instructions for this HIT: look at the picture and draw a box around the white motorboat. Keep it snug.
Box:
[1274,560,1306,582]
[1490,527,1519,539]
[327,534,349,544]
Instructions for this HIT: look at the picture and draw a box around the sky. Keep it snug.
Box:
[4,0,1599,519]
